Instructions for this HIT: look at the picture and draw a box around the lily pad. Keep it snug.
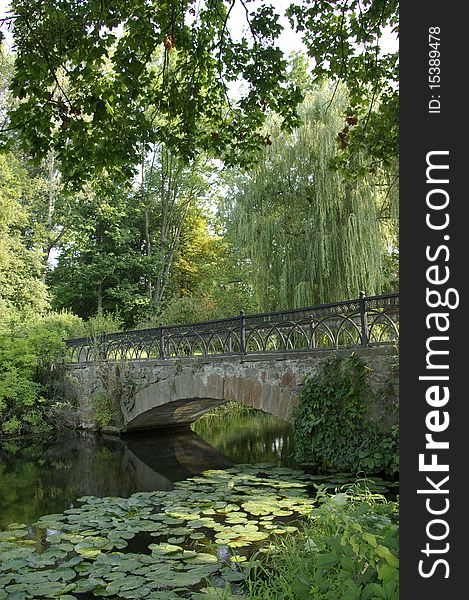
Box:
[149,543,183,555]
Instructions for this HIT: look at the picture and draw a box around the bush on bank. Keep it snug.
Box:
[291,353,399,477]
[245,486,399,600]
[0,307,129,438]
[0,311,85,437]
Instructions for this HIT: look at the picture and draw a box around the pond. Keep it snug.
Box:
[0,410,296,531]
[0,409,397,598]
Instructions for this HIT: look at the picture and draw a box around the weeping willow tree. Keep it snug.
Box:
[224,83,398,311]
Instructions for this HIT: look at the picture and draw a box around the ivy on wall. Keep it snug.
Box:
[291,353,398,477]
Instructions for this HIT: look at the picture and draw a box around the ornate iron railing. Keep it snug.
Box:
[64,292,399,363]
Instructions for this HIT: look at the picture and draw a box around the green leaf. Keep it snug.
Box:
[317,552,339,569]
[376,545,399,567]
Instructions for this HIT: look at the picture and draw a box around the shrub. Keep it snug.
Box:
[83,312,124,337]
[0,310,84,437]
[91,391,122,428]
[157,296,217,325]
[246,486,399,599]
[291,353,399,476]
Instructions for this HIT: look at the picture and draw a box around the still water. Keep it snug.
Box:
[0,411,296,530]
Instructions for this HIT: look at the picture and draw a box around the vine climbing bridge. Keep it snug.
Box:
[63,293,399,431]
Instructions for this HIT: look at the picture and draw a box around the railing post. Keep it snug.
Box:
[239,310,246,354]
[359,291,369,346]
[159,322,165,359]
[100,333,106,360]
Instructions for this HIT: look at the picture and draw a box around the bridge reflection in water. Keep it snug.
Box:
[122,428,234,490]
[0,411,294,529]
[59,428,235,496]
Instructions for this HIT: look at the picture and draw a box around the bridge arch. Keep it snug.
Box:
[125,372,295,431]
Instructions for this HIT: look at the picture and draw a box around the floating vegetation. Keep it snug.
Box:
[0,465,396,599]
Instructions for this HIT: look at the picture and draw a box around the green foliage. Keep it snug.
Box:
[48,181,152,325]
[3,1,398,188]
[90,392,122,429]
[287,0,399,174]
[0,152,49,316]
[158,296,216,326]
[246,485,399,599]
[83,313,124,339]
[139,224,257,326]
[4,0,302,185]
[0,311,84,438]
[139,147,221,315]
[291,353,398,476]
[222,85,398,311]
[48,147,229,326]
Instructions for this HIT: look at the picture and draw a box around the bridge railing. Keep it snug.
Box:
[64,292,399,363]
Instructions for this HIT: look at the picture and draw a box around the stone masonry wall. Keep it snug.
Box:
[62,346,398,433]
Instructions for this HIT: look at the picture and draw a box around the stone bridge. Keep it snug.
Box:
[63,346,398,432]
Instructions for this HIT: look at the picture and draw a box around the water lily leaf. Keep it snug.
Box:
[167,537,185,544]
[119,575,148,591]
[112,557,143,572]
[74,546,102,558]
[216,504,240,514]
[230,554,247,562]
[219,568,244,582]
[161,517,185,525]
[15,581,68,596]
[241,500,278,516]
[184,552,218,564]
[166,572,204,587]
[3,583,31,597]
[225,515,248,525]
[187,518,215,529]
[150,528,172,537]
[61,555,84,568]
[1,559,28,571]
[121,586,153,598]
[0,532,25,543]
[271,528,288,534]
[73,577,104,593]
[226,540,252,548]
[8,571,48,586]
[0,574,14,587]
[149,543,183,555]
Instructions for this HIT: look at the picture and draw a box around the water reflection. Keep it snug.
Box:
[191,411,296,467]
[0,410,295,529]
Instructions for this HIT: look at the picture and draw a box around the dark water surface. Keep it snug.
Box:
[0,411,296,530]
